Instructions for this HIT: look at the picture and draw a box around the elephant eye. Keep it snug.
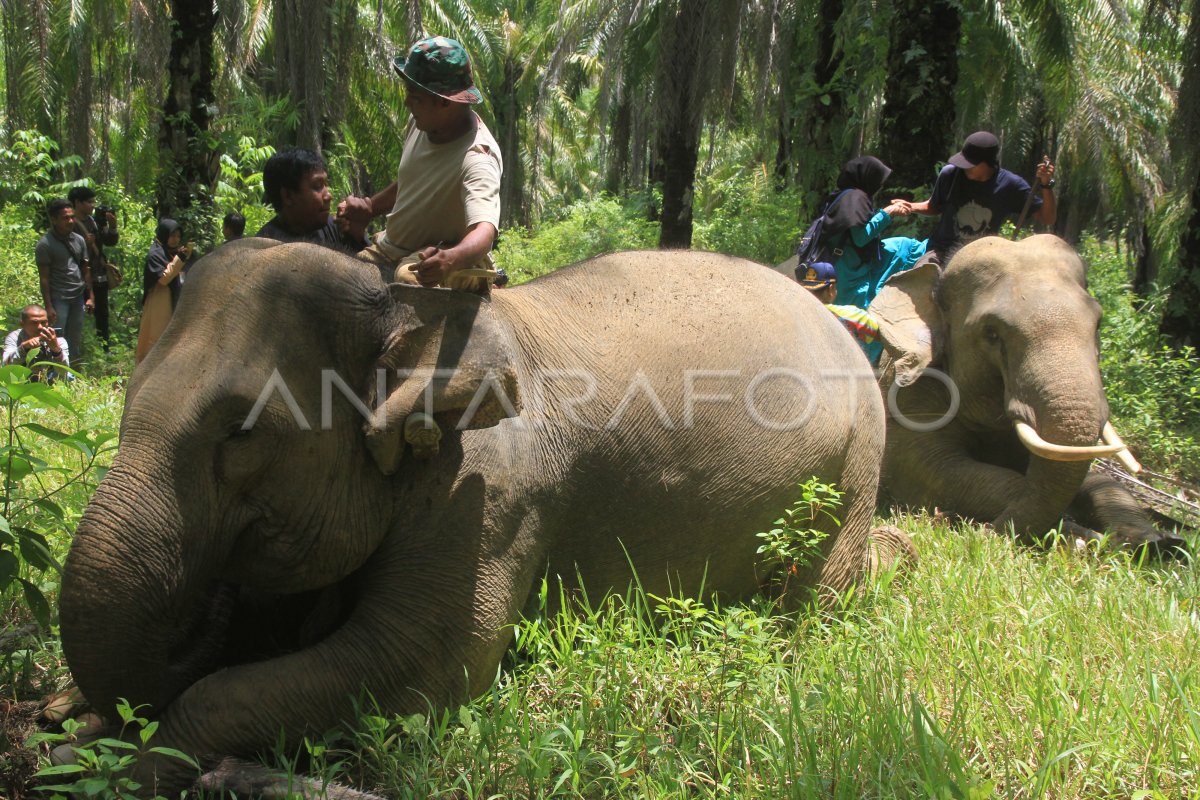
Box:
[982,325,1000,344]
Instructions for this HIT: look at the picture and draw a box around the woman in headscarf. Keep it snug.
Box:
[142,218,193,308]
[822,156,923,309]
[136,218,194,363]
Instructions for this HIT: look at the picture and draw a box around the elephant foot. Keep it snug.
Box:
[1059,519,1188,560]
[866,525,918,577]
[403,412,442,459]
[1108,528,1189,560]
[41,685,85,722]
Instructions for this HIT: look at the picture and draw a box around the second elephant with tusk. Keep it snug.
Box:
[869,234,1181,550]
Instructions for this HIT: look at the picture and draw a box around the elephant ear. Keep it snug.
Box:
[365,285,521,475]
[868,260,944,386]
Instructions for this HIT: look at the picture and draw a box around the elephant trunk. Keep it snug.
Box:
[1000,361,1109,535]
[60,450,220,720]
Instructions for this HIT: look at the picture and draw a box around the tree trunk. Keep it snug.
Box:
[1161,176,1200,347]
[405,0,422,41]
[655,1,707,249]
[802,0,846,194]
[496,56,528,229]
[156,0,219,223]
[67,33,94,175]
[877,0,962,190]
[605,80,632,197]
[2,0,29,139]
[273,0,329,152]
[1160,0,1200,347]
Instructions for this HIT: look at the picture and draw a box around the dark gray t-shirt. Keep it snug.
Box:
[35,231,88,300]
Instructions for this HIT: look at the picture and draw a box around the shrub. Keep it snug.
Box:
[495,195,658,283]
[1085,238,1200,481]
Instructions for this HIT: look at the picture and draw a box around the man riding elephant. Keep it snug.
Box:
[338,36,502,292]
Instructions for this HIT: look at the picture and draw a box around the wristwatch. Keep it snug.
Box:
[1043,179,1056,189]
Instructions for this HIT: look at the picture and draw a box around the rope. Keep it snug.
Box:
[1094,459,1200,527]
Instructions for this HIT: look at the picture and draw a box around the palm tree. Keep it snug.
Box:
[1161,0,1200,346]
[157,0,220,221]
[877,0,961,189]
[654,0,744,248]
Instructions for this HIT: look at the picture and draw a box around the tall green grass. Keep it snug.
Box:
[1086,238,1200,481]
[278,515,1200,799]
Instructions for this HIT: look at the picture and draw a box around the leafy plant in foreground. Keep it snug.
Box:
[756,478,843,595]
[1,364,117,627]
[27,699,197,800]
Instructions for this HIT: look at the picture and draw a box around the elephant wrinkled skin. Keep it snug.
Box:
[60,242,893,792]
[869,234,1180,549]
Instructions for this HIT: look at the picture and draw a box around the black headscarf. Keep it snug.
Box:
[824,156,893,236]
[143,218,184,307]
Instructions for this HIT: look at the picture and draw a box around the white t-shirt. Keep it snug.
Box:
[383,114,503,253]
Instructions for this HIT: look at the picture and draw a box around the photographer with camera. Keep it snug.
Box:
[3,304,71,382]
[69,186,120,353]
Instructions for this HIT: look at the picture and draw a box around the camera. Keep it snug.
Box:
[94,205,117,227]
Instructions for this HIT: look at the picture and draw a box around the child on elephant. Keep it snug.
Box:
[799,261,882,365]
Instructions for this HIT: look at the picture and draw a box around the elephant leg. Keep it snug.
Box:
[1066,471,1185,552]
[885,421,1087,538]
[130,517,545,796]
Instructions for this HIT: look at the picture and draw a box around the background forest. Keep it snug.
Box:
[3,1,1200,798]
[2,0,1199,344]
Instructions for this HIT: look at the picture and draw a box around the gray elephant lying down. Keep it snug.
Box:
[60,242,904,793]
[869,234,1182,550]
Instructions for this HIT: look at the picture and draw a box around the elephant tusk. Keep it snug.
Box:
[1013,421,1127,462]
[1101,421,1143,474]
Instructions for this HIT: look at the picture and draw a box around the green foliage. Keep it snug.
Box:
[0,132,83,231]
[1085,237,1200,480]
[213,136,274,214]
[756,478,843,593]
[494,195,658,283]
[692,169,804,265]
[0,365,117,629]
[27,699,198,799]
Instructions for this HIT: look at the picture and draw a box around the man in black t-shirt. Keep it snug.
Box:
[908,131,1057,265]
[255,149,367,255]
[69,186,119,352]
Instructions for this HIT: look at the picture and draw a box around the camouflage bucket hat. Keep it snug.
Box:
[392,36,482,105]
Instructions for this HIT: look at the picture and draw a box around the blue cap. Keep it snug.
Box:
[798,261,836,288]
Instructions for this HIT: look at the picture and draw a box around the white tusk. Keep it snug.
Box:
[1014,421,1127,462]
[1101,421,1143,474]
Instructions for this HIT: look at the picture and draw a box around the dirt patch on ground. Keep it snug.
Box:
[1,699,47,800]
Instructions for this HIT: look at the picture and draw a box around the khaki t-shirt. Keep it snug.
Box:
[383,115,503,253]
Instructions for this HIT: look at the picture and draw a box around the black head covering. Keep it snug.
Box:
[154,218,183,252]
[144,218,185,306]
[824,156,893,236]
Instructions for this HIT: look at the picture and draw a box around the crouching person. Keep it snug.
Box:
[3,304,71,382]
